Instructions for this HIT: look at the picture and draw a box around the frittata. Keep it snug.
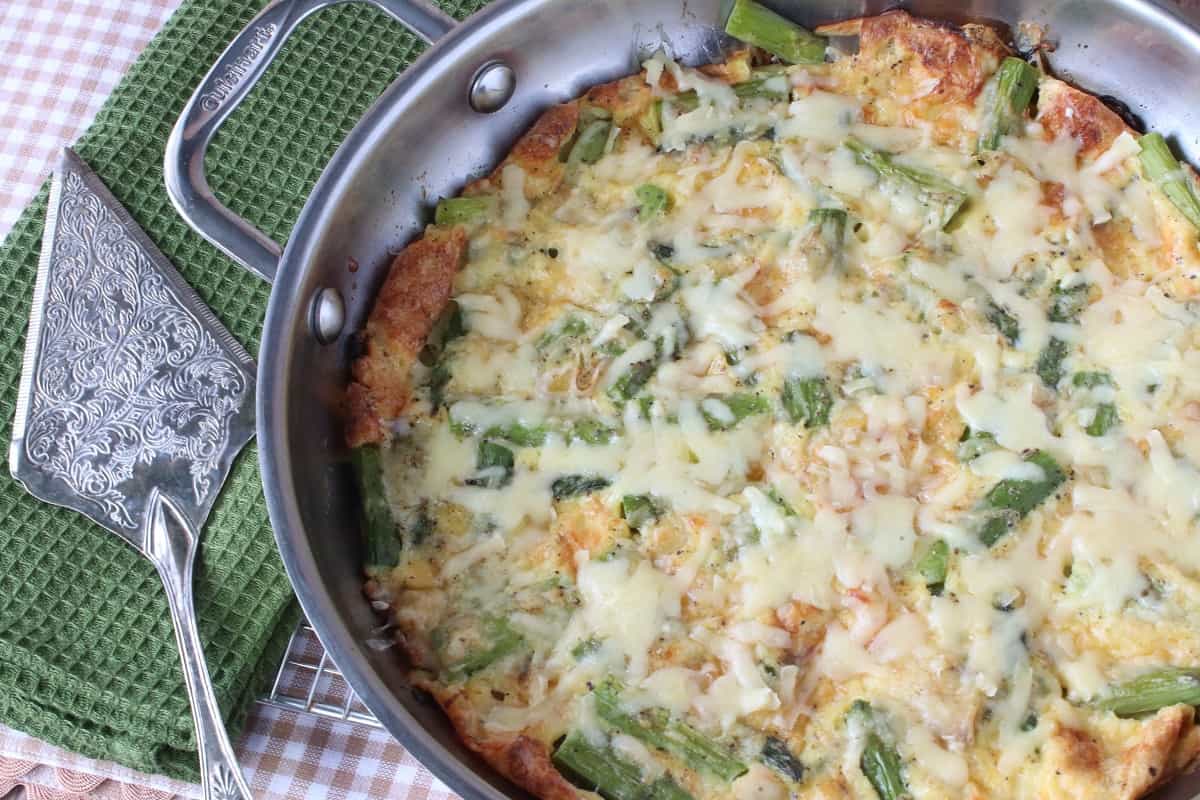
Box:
[345,5,1200,799]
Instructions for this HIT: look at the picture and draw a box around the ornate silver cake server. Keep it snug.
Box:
[10,148,256,800]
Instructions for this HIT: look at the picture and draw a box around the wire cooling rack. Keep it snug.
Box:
[259,621,382,728]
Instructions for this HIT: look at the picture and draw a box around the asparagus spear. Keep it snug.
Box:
[592,679,681,753]
[916,539,949,596]
[636,184,673,221]
[644,779,695,800]
[429,361,453,410]
[1086,403,1119,437]
[455,411,611,448]
[636,395,655,421]
[1048,282,1088,323]
[552,731,649,800]
[782,376,833,428]
[434,195,495,226]
[860,734,908,800]
[607,360,657,404]
[571,636,602,660]
[985,300,1020,346]
[660,716,748,781]
[984,449,1066,514]
[734,74,791,100]
[621,494,662,530]
[701,392,770,430]
[536,315,589,350]
[846,701,908,800]
[766,486,800,517]
[760,736,804,782]
[1073,371,1113,389]
[639,99,664,146]
[724,0,827,65]
[593,678,748,781]
[1139,132,1200,231]
[570,418,616,445]
[426,303,466,409]
[649,241,675,263]
[1031,283,1086,390]
[353,446,401,569]
[810,207,847,245]
[569,119,613,165]
[553,731,696,800]
[1036,337,1069,389]
[1096,668,1200,717]
[978,57,1039,151]
[810,207,847,272]
[652,264,683,303]
[669,91,702,115]
[482,421,549,447]
[977,450,1066,547]
[551,474,612,501]
[726,392,771,419]
[845,138,967,229]
[445,616,524,680]
[957,427,998,462]
[409,507,435,547]
[465,440,515,489]
[670,71,791,117]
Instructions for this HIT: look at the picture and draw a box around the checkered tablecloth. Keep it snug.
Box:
[0,0,181,240]
[0,707,457,800]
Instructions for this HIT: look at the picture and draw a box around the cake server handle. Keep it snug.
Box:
[145,488,254,800]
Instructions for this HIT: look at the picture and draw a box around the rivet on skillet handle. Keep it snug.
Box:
[163,0,457,283]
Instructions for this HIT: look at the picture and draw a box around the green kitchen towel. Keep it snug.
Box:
[0,0,487,782]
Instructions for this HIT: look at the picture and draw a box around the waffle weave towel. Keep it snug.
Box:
[0,0,486,781]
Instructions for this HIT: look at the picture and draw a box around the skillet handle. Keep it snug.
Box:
[164,0,456,283]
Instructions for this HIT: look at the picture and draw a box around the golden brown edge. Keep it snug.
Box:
[1036,73,1130,158]
[818,8,1010,147]
[345,225,470,447]
[1044,706,1200,798]
[349,9,1200,799]
[433,684,584,800]
[1115,705,1200,798]
[818,10,1011,75]
[1035,49,1200,295]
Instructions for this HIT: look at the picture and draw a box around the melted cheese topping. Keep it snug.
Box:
[371,48,1200,800]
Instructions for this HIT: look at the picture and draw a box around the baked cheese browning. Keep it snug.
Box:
[465,102,583,203]
[346,226,467,447]
[348,5,1200,799]
[817,11,1009,149]
[1035,77,1128,160]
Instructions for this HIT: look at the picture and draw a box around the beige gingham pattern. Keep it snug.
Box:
[239,706,458,800]
[0,626,459,798]
[0,624,461,799]
[0,0,180,241]
[0,703,460,800]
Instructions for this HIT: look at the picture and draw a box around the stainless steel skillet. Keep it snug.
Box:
[164,1,1200,797]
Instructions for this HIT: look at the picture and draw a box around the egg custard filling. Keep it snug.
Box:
[344,6,1200,799]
